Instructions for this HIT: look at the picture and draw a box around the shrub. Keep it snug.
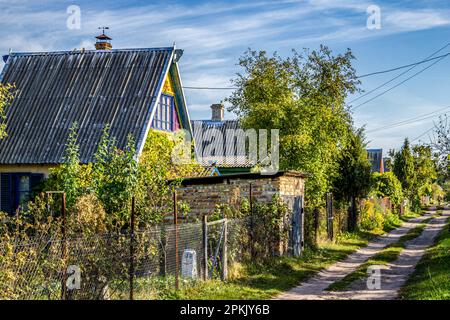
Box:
[371,172,403,210]
[383,210,402,232]
[360,201,384,231]
[0,195,63,299]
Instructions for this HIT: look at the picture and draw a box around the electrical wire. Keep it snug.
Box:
[352,55,449,110]
[366,106,450,133]
[356,53,450,78]
[349,42,450,105]
[411,127,435,143]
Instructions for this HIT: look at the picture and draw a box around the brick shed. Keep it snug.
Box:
[175,170,308,256]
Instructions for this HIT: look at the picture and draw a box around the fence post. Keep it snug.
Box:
[326,193,334,241]
[221,219,228,281]
[314,208,319,245]
[129,196,135,300]
[348,196,357,232]
[61,192,67,301]
[173,187,179,290]
[249,183,254,259]
[202,214,208,280]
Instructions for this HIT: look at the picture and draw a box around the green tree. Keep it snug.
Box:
[392,139,437,212]
[412,145,437,198]
[227,46,360,217]
[92,126,138,222]
[46,125,202,226]
[0,83,15,140]
[332,128,372,231]
[392,138,416,198]
[371,172,404,210]
[46,122,88,209]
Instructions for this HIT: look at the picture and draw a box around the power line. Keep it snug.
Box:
[366,105,450,133]
[182,86,238,90]
[349,42,450,104]
[352,55,449,110]
[182,43,450,92]
[356,53,450,78]
[411,127,435,143]
[367,108,449,133]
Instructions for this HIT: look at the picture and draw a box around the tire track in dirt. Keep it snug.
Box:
[325,211,449,300]
[275,209,438,300]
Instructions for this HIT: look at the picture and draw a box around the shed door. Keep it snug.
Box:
[292,196,303,256]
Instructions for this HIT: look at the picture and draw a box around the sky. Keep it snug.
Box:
[1,0,450,152]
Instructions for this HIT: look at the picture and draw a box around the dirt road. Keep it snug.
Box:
[275,208,448,300]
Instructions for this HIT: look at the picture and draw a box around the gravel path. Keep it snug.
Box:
[327,211,449,300]
[275,208,441,300]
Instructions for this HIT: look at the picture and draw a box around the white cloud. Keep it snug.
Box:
[2,0,450,139]
[385,9,450,31]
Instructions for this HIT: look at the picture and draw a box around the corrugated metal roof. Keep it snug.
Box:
[0,48,174,164]
[191,119,255,168]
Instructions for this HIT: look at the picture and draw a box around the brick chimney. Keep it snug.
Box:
[211,103,224,121]
[95,27,112,50]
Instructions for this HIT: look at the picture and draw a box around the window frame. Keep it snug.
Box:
[152,94,176,132]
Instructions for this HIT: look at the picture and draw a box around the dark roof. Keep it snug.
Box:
[0,48,176,164]
[95,34,112,40]
[190,119,255,168]
[172,170,308,186]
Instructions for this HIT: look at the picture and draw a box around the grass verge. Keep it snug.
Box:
[128,212,431,300]
[146,230,381,300]
[326,222,429,292]
[399,216,450,300]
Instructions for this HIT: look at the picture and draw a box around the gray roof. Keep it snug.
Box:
[190,119,255,168]
[0,48,176,164]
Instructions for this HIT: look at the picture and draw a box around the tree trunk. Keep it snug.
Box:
[347,196,357,232]
[313,207,320,245]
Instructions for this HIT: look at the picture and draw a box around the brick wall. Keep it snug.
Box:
[175,171,306,217]
[174,171,307,256]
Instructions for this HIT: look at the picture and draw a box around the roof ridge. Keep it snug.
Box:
[9,47,174,56]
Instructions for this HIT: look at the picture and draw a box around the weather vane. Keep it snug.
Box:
[98,26,110,35]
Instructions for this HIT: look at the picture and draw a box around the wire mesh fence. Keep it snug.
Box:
[0,217,258,300]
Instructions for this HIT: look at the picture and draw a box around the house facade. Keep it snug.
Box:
[367,148,385,174]
[191,104,255,175]
[0,34,191,214]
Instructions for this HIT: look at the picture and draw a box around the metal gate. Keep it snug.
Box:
[292,196,303,256]
[204,218,228,280]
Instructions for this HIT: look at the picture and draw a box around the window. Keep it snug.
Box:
[0,173,44,215]
[151,94,180,131]
[17,175,30,207]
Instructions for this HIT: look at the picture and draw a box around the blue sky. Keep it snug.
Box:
[1,0,450,152]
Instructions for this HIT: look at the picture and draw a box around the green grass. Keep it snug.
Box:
[143,213,429,299]
[383,213,403,232]
[399,217,450,300]
[400,211,422,222]
[326,223,428,292]
[123,212,433,300]
[132,230,380,300]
